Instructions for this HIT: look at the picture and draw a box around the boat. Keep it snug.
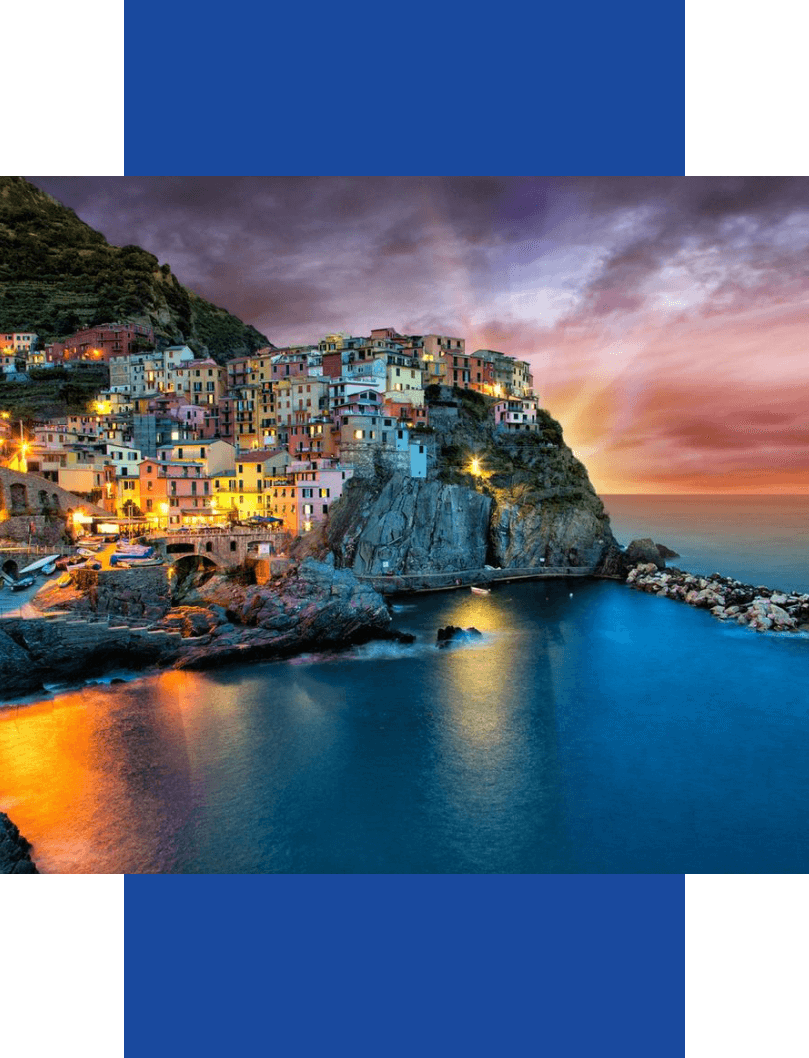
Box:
[41,562,57,576]
[110,545,154,565]
[470,586,491,595]
[56,572,72,588]
[121,557,164,567]
[57,555,87,571]
[19,554,60,576]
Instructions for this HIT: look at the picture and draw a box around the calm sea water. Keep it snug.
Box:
[603,493,809,594]
[1,495,808,874]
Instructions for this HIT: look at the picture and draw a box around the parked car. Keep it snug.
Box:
[10,576,35,592]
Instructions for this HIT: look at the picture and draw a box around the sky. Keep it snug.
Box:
[28,176,809,495]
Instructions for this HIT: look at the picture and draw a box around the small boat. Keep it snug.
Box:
[19,554,61,576]
[41,562,57,576]
[122,557,164,567]
[470,586,491,595]
[56,572,72,588]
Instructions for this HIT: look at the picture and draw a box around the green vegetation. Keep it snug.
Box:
[0,178,270,361]
[0,365,108,425]
[451,385,490,422]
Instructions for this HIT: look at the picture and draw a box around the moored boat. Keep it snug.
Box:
[19,554,60,577]
[470,586,491,595]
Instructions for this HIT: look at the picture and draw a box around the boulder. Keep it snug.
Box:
[624,538,666,569]
[654,542,680,559]
[0,812,38,874]
[436,625,483,648]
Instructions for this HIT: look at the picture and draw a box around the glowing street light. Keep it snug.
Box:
[470,456,481,476]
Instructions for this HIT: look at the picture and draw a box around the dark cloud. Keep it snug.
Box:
[29,176,809,342]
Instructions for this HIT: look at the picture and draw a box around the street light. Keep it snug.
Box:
[160,502,169,531]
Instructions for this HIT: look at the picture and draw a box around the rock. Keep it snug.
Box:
[0,812,38,874]
[625,563,802,635]
[436,625,483,647]
[0,628,43,696]
[654,542,680,559]
[321,396,619,578]
[624,538,666,569]
[374,629,417,645]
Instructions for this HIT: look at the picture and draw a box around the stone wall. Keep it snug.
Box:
[0,467,107,520]
[339,438,436,480]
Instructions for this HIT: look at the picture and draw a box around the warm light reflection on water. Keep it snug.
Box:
[2,571,809,873]
[0,671,213,873]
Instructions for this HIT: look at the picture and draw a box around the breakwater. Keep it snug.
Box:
[627,563,809,632]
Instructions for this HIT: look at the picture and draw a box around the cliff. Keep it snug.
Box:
[0,177,270,361]
[1,559,392,700]
[322,389,621,578]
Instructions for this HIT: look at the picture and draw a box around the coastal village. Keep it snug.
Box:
[0,323,537,538]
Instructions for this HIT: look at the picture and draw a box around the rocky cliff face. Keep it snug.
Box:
[328,475,492,575]
[323,391,621,577]
[170,557,393,669]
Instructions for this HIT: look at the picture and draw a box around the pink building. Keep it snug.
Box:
[493,397,539,431]
[61,323,154,362]
[292,462,353,534]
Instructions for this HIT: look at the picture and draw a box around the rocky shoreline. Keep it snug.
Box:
[626,563,809,633]
[0,812,38,873]
[0,557,397,701]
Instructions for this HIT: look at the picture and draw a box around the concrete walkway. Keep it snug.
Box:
[358,565,598,594]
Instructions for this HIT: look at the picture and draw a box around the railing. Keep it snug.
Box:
[0,544,74,557]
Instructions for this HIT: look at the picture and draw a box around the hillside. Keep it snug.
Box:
[0,177,271,362]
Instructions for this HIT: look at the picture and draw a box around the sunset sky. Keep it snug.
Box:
[30,176,809,494]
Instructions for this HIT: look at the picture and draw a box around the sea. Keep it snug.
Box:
[1,494,808,874]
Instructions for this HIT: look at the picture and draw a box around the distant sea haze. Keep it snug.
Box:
[603,494,809,595]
